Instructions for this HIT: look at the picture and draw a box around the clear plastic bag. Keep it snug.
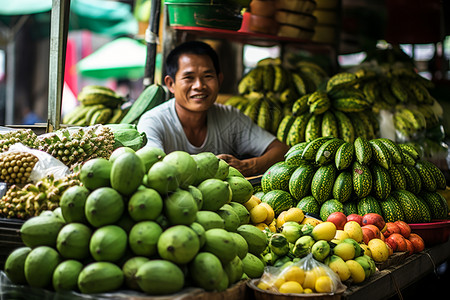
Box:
[6,143,70,183]
[258,253,346,295]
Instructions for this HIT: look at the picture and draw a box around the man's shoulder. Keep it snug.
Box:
[140,98,174,118]
[211,102,242,116]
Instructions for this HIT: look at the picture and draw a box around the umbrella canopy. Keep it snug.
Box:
[0,0,138,37]
[0,0,52,16]
[77,37,148,79]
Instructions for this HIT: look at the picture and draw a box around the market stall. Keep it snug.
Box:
[1,0,450,299]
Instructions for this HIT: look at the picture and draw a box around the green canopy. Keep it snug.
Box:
[0,0,52,15]
[0,0,138,37]
[77,37,148,79]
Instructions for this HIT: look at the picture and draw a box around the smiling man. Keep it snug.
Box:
[137,40,288,176]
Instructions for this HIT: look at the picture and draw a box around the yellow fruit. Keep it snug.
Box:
[345,259,366,283]
[250,204,268,224]
[283,207,305,223]
[334,229,350,240]
[257,281,270,290]
[276,211,287,229]
[303,266,327,290]
[343,221,363,243]
[301,217,322,227]
[281,266,305,285]
[244,197,259,211]
[260,202,275,225]
[359,243,372,258]
[279,281,303,294]
[315,275,334,293]
[255,222,269,231]
[311,221,336,241]
[304,288,313,294]
[273,277,286,289]
[302,270,316,290]
[333,241,356,261]
[368,238,390,262]
[326,255,351,281]
[251,194,262,204]
[268,220,277,232]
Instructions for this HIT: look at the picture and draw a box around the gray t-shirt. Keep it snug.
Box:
[137,98,276,158]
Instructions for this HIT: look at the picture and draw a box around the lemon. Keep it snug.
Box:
[315,275,334,293]
[243,197,259,211]
[279,281,303,294]
[311,221,337,241]
[259,202,275,225]
[273,277,286,289]
[250,204,268,224]
[345,259,366,283]
[302,270,317,290]
[255,222,269,230]
[276,211,287,229]
[304,288,314,293]
[301,217,322,227]
[282,266,305,284]
[268,220,277,232]
[334,229,350,240]
[283,207,305,223]
[251,195,262,204]
[257,281,270,290]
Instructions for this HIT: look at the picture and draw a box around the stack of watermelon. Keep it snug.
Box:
[259,136,448,224]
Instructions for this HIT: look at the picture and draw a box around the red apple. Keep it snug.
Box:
[362,213,386,231]
[362,224,381,239]
[394,220,411,238]
[361,226,375,244]
[408,233,425,252]
[383,222,401,238]
[327,211,347,230]
[404,238,415,255]
[387,233,407,252]
[385,235,398,251]
[346,214,363,226]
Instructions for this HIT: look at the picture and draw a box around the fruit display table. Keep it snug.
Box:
[342,238,450,300]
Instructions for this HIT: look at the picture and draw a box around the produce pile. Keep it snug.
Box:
[225,59,328,135]
[253,211,425,295]
[3,147,273,295]
[260,135,448,224]
[353,65,443,144]
[227,54,446,158]
[0,173,80,219]
[0,124,148,171]
[277,72,378,145]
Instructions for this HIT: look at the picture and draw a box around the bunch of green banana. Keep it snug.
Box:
[356,68,436,111]
[289,61,329,97]
[63,85,127,125]
[393,106,428,140]
[238,63,296,99]
[0,173,80,219]
[224,92,284,135]
[277,108,379,146]
[0,129,38,153]
[35,124,115,169]
[232,59,330,134]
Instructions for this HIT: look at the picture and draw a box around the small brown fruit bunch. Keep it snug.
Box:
[0,151,39,184]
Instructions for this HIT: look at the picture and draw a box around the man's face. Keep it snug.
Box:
[165,53,222,113]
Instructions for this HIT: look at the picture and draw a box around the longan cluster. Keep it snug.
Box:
[0,151,39,184]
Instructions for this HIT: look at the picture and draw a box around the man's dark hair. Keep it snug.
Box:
[165,40,221,80]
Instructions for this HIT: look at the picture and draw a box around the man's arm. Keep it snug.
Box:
[217,139,289,177]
